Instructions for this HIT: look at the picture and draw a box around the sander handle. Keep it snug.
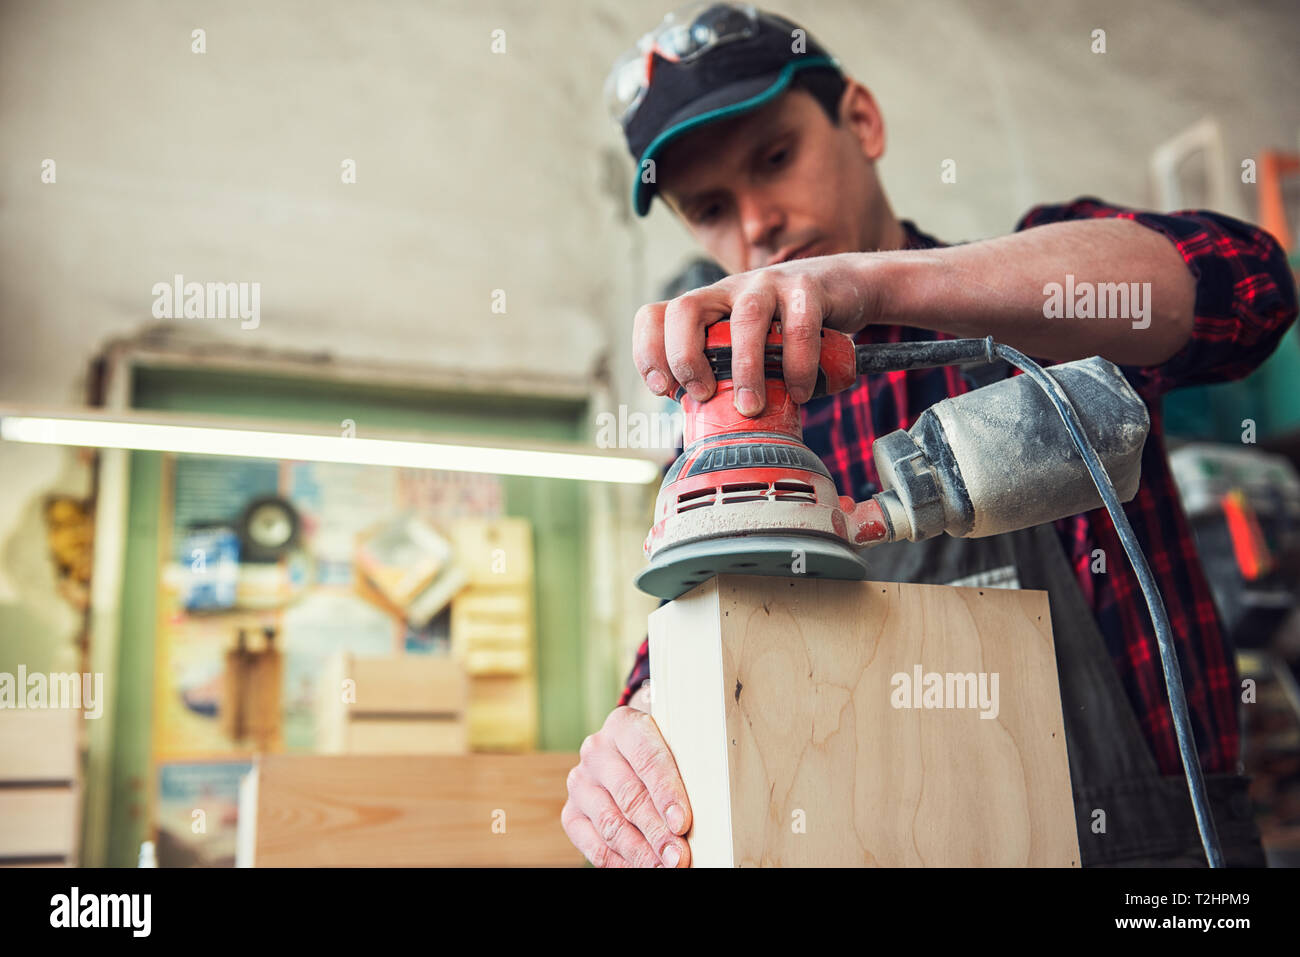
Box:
[854,336,996,376]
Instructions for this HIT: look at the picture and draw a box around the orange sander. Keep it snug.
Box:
[635,319,1150,600]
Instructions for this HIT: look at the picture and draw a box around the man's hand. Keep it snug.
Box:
[633,252,888,417]
[561,703,693,868]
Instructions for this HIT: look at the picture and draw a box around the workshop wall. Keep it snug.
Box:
[2,0,1298,685]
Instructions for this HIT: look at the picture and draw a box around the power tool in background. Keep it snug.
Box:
[633,318,1224,867]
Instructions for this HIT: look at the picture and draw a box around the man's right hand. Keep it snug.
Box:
[561,704,692,868]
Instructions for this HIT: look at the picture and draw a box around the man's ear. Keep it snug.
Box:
[839,78,886,162]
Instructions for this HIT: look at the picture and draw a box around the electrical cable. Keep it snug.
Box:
[986,337,1225,868]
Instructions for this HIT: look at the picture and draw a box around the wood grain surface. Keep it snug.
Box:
[248,753,581,866]
[650,575,1079,867]
[0,709,80,782]
[0,787,80,859]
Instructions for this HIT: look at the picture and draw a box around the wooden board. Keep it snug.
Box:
[345,717,468,755]
[0,787,79,859]
[451,585,534,677]
[0,710,81,782]
[447,519,538,751]
[649,575,1079,867]
[347,655,468,714]
[245,753,581,866]
[316,654,470,755]
[450,518,533,586]
[467,674,538,751]
[453,588,531,620]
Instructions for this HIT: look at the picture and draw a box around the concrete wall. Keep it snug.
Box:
[3,0,1298,683]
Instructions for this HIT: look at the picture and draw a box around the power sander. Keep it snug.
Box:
[634,319,1150,600]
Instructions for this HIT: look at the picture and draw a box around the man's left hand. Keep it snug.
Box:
[633,252,888,417]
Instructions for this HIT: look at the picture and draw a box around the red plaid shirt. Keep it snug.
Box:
[619,197,1298,776]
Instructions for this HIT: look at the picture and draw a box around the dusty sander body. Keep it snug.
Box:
[635,320,1150,600]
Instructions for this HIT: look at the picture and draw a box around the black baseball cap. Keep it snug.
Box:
[607,4,842,216]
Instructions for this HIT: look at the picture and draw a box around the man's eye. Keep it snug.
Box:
[767,147,790,167]
[694,203,721,224]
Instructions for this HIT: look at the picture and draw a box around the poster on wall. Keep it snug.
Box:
[151,455,504,861]
[154,759,251,868]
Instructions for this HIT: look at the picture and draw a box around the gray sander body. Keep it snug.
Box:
[872,356,1149,542]
[637,356,1150,599]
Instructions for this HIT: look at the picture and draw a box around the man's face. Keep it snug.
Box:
[657,83,890,274]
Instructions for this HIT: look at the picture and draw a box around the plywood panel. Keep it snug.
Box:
[647,582,735,868]
[0,710,81,782]
[649,575,1078,867]
[454,589,530,620]
[0,787,79,858]
[317,654,470,755]
[349,655,468,714]
[249,753,581,866]
[346,717,467,754]
[468,675,537,750]
[450,518,533,586]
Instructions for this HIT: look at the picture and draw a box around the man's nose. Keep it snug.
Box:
[738,193,783,270]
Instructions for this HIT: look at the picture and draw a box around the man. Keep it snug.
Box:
[561,3,1297,868]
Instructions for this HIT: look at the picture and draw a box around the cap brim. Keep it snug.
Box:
[632,56,836,217]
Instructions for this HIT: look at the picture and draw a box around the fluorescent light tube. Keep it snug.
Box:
[0,415,660,485]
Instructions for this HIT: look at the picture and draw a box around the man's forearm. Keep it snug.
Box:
[875,218,1197,366]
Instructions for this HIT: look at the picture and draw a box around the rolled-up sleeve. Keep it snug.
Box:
[1016,196,1298,395]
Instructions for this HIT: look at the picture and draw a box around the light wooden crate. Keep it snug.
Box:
[317,653,469,755]
[0,709,82,865]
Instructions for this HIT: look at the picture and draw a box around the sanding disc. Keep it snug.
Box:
[635,534,870,600]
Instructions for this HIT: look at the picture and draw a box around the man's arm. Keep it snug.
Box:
[878,217,1195,366]
[635,201,1297,412]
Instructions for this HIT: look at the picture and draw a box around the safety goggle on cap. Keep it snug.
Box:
[606,2,842,217]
